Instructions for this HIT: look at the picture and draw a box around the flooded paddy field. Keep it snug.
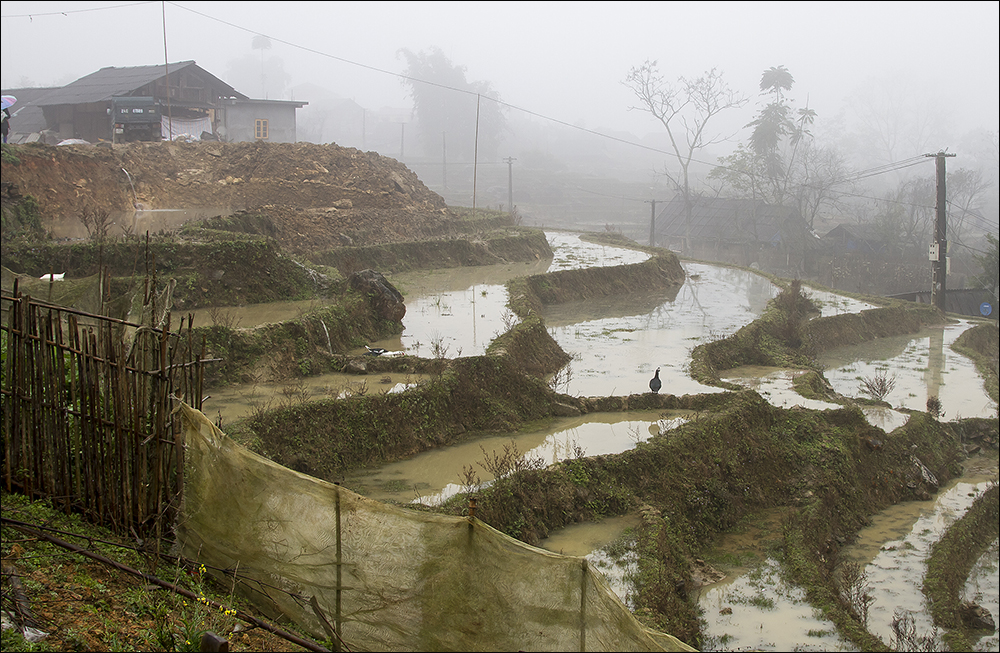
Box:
[197,230,995,650]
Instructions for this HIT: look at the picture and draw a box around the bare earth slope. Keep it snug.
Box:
[2,140,453,251]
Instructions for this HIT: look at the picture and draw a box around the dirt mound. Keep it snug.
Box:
[2,141,451,250]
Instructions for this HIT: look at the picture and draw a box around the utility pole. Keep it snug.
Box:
[645,199,660,247]
[442,132,448,191]
[504,157,516,216]
[400,123,405,159]
[925,151,956,311]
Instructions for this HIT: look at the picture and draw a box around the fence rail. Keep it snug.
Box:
[1,282,206,539]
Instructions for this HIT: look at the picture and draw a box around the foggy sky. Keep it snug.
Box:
[2,1,998,148]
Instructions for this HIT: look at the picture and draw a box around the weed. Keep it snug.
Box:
[889,609,939,652]
[208,306,242,329]
[477,440,545,481]
[926,396,943,420]
[430,335,449,359]
[839,560,875,628]
[350,379,369,396]
[500,308,519,331]
[278,381,311,408]
[547,363,574,394]
[459,465,482,493]
[78,206,114,242]
[859,368,897,401]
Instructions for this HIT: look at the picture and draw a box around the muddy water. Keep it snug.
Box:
[197,232,649,421]
[538,514,642,608]
[187,298,336,329]
[967,539,1000,652]
[719,365,912,432]
[202,371,429,429]
[187,230,996,649]
[543,261,779,398]
[699,557,854,651]
[838,454,999,650]
[545,232,651,271]
[695,508,854,651]
[374,232,650,358]
[47,207,229,241]
[692,455,999,652]
[802,285,879,317]
[819,319,998,420]
[343,410,689,506]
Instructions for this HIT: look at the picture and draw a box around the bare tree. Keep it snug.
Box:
[947,167,991,251]
[624,61,747,253]
[794,144,852,230]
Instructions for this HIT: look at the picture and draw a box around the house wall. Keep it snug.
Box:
[44,103,112,142]
[219,104,298,143]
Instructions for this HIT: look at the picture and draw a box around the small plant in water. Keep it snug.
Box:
[208,306,241,329]
[859,368,897,401]
[547,363,573,394]
[838,560,875,628]
[926,396,943,420]
[500,308,519,331]
[458,464,482,493]
[889,608,939,652]
[430,335,449,359]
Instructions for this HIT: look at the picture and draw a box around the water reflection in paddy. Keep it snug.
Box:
[719,365,912,432]
[838,456,999,650]
[365,231,649,358]
[544,262,779,398]
[803,285,879,317]
[343,410,689,506]
[819,319,997,420]
[699,557,854,652]
[545,231,651,271]
[203,371,429,429]
[538,514,642,608]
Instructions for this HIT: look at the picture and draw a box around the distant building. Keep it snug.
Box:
[655,195,819,274]
[822,223,890,255]
[0,86,60,144]
[3,61,306,144]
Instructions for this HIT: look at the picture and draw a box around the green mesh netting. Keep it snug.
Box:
[175,403,695,652]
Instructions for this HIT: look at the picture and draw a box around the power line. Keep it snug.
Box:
[3,2,987,220]
[947,201,1000,237]
[1,1,154,18]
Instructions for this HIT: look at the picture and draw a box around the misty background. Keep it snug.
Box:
[2,1,998,281]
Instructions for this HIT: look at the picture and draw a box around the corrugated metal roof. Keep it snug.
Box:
[823,223,885,242]
[35,61,245,106]
[655,196,806,244]
[0,87,60,141]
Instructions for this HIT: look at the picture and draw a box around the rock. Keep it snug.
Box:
[344,359,367,374]
[348,269,406,322]
[552,402,581,417]
[960,601,995,631]
[864,436,883,451]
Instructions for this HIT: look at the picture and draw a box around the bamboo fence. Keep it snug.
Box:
[1,279,207,540]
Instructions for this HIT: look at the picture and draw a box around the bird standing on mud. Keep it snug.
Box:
[649,367,661,394]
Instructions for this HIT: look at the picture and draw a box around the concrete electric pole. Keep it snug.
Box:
[925,151,956,311]
[504,157,516,216]
[645,199,659,247]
